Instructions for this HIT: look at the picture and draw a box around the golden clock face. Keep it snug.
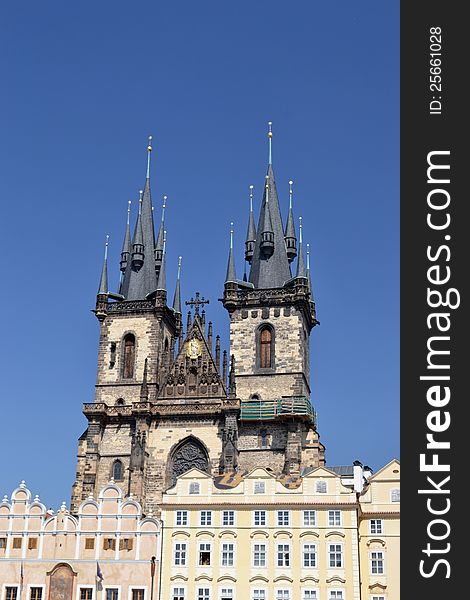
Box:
[187,338,202,359]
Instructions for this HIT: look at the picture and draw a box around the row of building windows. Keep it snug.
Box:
[0,537,134,551]
[172,541,386,573]
[3,589,145,600]
[3,587,388,600]
[175,509,384,532]
[187,481,400,502]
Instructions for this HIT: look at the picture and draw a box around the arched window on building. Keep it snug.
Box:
[259,326,274,369]
[259,429,268,448]
[122,334,135,379]
[112,460,123,481]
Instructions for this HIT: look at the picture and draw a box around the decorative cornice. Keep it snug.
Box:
[300,576,320,584]
[195,575,213,582]
[367,538,386,547]
[250,530,270,538]
[195,530,215,538]
[171,530,190,538]
[273,530,293,538]
[326,576,346,584]
[299,531,320,538]
[325,530,345,538]
[217,576,237,583]
[170,575,188,582]
[218,530,237,538]
[249,576,269,583]
[273,576,293,583]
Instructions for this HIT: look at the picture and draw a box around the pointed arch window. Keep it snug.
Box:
[122,334,135,379]
[112,460,123,481]
[258,325,274,369]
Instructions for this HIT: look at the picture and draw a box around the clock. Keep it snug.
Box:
[187,338,202,359]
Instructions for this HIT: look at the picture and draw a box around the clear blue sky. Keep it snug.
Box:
[0,1,399,508]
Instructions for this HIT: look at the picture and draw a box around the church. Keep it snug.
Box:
[0,128,399,600]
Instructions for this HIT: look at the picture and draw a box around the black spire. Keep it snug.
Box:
[120,137,158,300]
[120,201,132,274]
[155,194,166,278]
[225,223,237,284]
[244,185,257,264]
[98,235,109,295]
[172,256,182,313]
[156,231,167,292]
[284,180,297,262]
[249,165,292,288]
[295,217,307,279]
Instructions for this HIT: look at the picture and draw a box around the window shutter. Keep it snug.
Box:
[127,538,133,550]
[119,539,125,550]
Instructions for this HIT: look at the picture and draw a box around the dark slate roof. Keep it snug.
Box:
[249,164,292,288]
[296,238,307,278]
[120,177,158,300]
[285,206,296,240]
[328,465,354,477]
[225,245,237,283]
[245,205,257,244]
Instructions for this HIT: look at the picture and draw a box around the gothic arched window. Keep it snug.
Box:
[259,326,274,369]
[168,437,209,488]
[259,429,268,448]
[112,460,123,481]
[122,334,135,379]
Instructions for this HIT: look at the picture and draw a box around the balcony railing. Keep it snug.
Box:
[240,396,316,425]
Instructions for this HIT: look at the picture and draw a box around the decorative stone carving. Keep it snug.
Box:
[169,439,209,486]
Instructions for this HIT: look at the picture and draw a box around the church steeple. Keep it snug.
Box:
[172,256,182,314]
[244,185,256,264]
[284,180,297,263]
[156,231,167,292]
[98,235,109,295]
[120,136,158,300]
[249,124,292,289]
[155,194,166,275]
[295,216,307,279]
[120,201,132,274]
[225,223,237,284]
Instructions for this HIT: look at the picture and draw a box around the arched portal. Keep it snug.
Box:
[167,437,210,488]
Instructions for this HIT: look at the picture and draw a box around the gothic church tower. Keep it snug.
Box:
[72,128,324,516]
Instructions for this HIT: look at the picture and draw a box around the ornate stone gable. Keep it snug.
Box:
[158,314,227,400]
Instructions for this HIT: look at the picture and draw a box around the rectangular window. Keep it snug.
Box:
[252,592,265,600]
[189,482,200,495]
[199,543,212,566]
[30,589,43,600]
[5,589,18,600]
[28,537,38,550]
[303,544,317,567]
[276,591,290,600]
[103,538,116,550]
[369,519,383,535]
[277,544,290,567]
[197,589,210,600]
[277,511,290,526]
[172,589,185,600]
[303,511,316,527]
[200,511,212,526]
[80,590,93,600]
[254,481,265,494]
[328,510,342,527]
[221,542,234,567]
[254,510,266,527]
[222,510,235,526]
[328,544,343,568]
[371,597,385,600]
[253,543,267,567]
[0,537,7,549]
[119,538,133,551]
[12,538,22,549]
[85,538,95,550]
[371,551,385,574]
[391,489,400,502]
[316,481,327,494]
[106,590,119,600]
[131,591,144,600]
[220,589,233,600]
[176,511,188,526]
[328,592,344,600]
[174,542,187,566]
[302,591,317,600]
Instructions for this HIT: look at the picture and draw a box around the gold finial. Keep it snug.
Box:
[249,185,254,212]
[104,234,109,260]
[268,122,273,164]
[127,200,131,225]
[146,135,153,178]
[230,222,234,249]
[289,180,293,209]
[162,195,167,222]
[177,256,182,278]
